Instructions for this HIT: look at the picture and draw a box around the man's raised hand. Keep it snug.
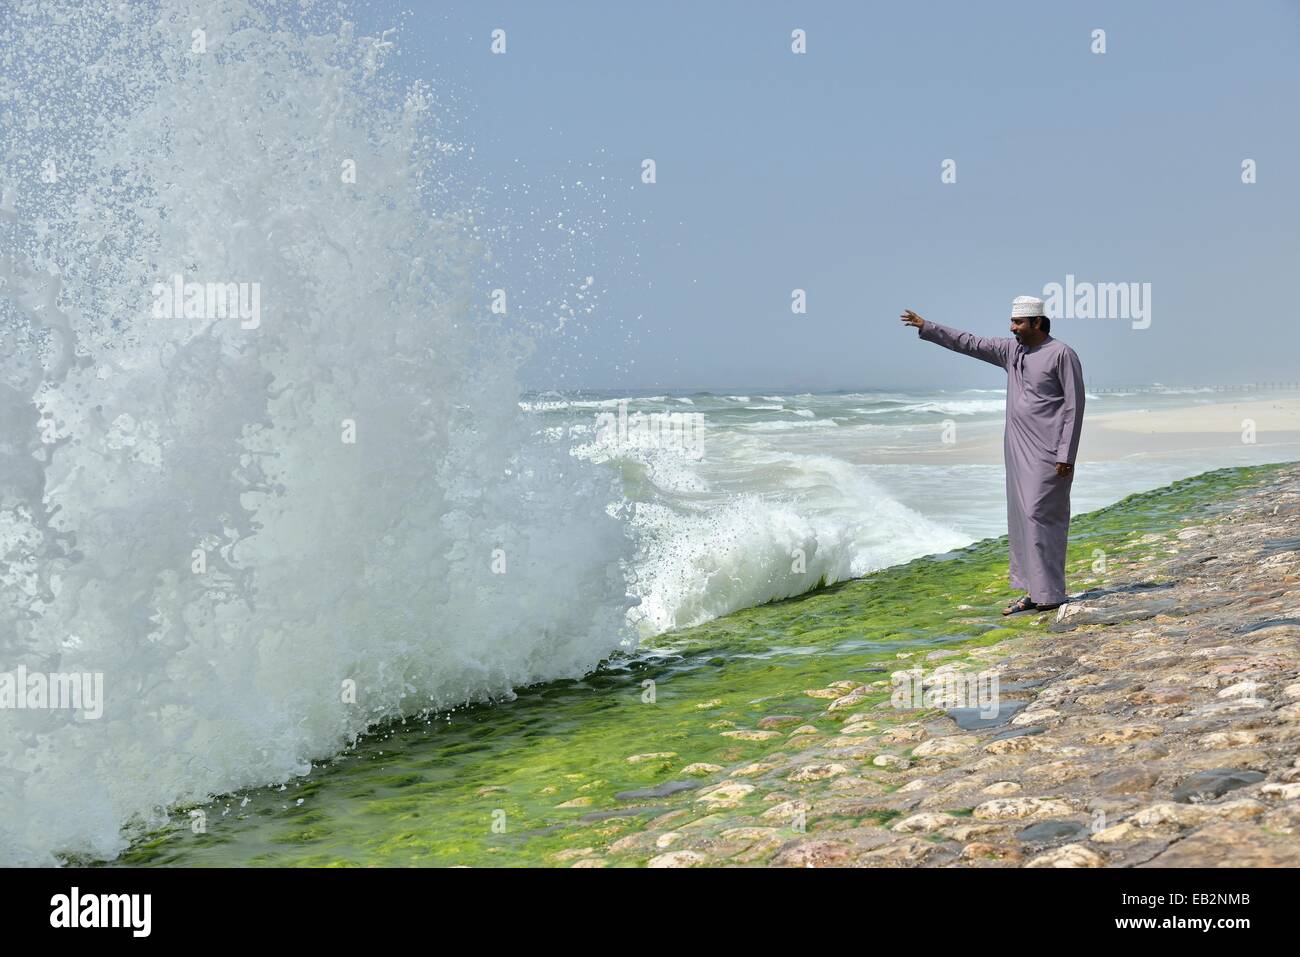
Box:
[900,309,925,331]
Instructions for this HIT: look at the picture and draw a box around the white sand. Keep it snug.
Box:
[855,396,1300,466]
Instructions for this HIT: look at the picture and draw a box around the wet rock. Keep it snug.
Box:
[626,752,677,764]
[615,780,699,801]
[681,763,724,776]
[1181,749,1271,771]
[720,729,781,741]
[555,796,593,809]
[609,831,661,853]
[1055,603,1087,623]
[720,826,782,843]
[1090,821,1140,843]
[757,715,802,729]
[827,692,870,713]
[880,724,928,744]
[991,725,1047,741]
[872,754,911,770]
[1093,766,1162,795]
[1261,803,1300,833]
[787,763,848,783]
[1218,681,1268,699]
[861,837,944,866]
[1260,782,1300,801]
[1140,822,1300,867]
[983,781,1022,796]
[1198,730,1266,749]
[680,813,731,831]
[892,812,958,833]
[1131,802,1213,828]
[551,847,597,862]
[647,850,708,868]
[1016,820,1087,843]
[1238,617,1300,635]
[1210,798,1267,821]
[827,776,888,795]
[713,827,786,863]
[1127,688,1189,706]
[760,799,810,822]
[912,735,978,757]
[1051,599,1190,630]
[1085,724,1164,745]
[771,840,857,867]
[1026,844,1105,867]
[974,797,1079,821]
[984,735,1039,755]
[647,809,691,829]
[1172,768,1266,803]
[946,701,1026,730]
[962,842,1024,862]
[1025,761,1092,785]
[730,761,780,778]
[696,782,755,808]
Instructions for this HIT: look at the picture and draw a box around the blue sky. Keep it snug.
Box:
[356,0,1300,391]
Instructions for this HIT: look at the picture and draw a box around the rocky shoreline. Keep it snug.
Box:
[568,463,1300,867]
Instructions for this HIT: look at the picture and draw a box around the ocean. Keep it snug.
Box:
[526,387,1297,636]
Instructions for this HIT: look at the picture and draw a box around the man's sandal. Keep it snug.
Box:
[1001,595,1037,616]
[1002,596,1063,616]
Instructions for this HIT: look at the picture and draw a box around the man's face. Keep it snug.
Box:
[1010,316,1038,343]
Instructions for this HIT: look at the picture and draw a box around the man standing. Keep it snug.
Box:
[901,296,1085,616]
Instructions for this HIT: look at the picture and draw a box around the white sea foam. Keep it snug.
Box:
[862,399,1006,416]
[737,419,840,431]
[627,455,970,634]
[519,395,669,412]
[0,2,635,865]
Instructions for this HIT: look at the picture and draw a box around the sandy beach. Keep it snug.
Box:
[853,395,1300,466]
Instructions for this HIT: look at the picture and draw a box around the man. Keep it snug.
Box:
[900,296,1085,616]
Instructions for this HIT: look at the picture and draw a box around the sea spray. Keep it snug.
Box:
[0,1,636,865]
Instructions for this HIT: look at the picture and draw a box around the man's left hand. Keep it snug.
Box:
[1055,462,1074,477]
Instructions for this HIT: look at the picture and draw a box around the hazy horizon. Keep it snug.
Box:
[347,0,1300,392]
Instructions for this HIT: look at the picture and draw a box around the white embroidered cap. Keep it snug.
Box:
[1010,295,1046,319]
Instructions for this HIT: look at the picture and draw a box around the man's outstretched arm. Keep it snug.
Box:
[900,309,1012,369]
